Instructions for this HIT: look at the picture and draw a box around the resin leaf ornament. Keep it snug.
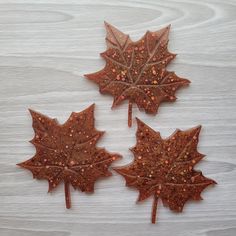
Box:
[114,119,216,223]
[85,22,190,127]
[17,104,121,209]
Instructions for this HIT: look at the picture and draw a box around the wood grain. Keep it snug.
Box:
[0,0,236,235]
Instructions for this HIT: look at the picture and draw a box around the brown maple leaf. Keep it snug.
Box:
[85,22,190,127]
[17,104,121,209]
[114,119,216,223]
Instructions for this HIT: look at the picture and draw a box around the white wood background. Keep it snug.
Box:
[0,0,236,235]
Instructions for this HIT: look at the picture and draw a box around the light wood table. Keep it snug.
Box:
[0,0,235,235]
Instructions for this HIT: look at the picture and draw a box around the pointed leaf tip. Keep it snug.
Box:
[28,108,37,116]
[85,103,95,114]
[90,103,95,109]
[104,20,109,27]
[212,179,217,185]
[28,109,45,118]
[196,125,202,130]
[183,78,191,85]
[194,125,202,136]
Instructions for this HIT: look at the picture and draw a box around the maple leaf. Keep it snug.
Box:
[114,119,216,223]
[85,22,190,127]
[17,104,121,209]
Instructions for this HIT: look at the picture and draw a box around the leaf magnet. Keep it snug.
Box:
[114,119,216,223]
[17,104,121,209]
[85,22,190,127]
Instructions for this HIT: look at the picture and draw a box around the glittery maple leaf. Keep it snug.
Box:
[85,22,190,127]
[114,119,216,223]
[17,104,121,209]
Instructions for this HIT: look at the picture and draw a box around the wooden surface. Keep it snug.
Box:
[0,0,236,235]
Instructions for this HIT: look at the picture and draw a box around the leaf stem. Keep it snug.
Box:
[151,195,158,224]
[64,181,71,209]
[128,101,132,127]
